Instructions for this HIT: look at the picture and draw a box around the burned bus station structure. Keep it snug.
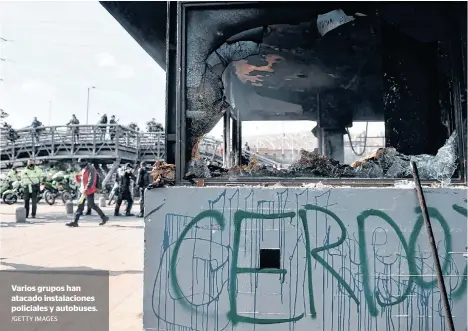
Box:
[103,1,467,185]
[101,2,467,331]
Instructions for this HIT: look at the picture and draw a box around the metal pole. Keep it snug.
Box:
[48,100,52,126]
[316,92,323,155]
[86,87,90,125]
[410,161,455,331]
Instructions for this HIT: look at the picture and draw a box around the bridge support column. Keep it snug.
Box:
[102,159,121,188]
[223,110,231,168]
[231,109,242,167]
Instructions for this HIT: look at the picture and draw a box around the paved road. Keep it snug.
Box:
[0,201,144,331]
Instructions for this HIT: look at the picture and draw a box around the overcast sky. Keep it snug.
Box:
[0,1,383,139]
[0,1,166,130]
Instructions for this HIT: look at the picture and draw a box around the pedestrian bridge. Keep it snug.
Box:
[0,124,282,171]
[0,124,223,168]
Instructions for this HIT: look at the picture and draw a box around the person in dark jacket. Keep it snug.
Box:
[3,122,18,144]
[136,162,151,218]
[109,115,117,141]
[114,163,136,216]
[66,160,109,227]
[67,114,80,143]
[97,114,108,140]
[31,117,43,143]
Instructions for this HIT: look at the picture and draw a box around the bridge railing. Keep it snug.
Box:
[1,124,141,151]
[0,125,224,160]
[1,125,281,166]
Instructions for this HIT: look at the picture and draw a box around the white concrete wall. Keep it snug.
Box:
[143,187,467,331]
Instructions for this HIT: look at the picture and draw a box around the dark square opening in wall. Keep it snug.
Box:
[260,248,281,269]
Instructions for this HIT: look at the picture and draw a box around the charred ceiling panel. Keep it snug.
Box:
[223,17,382,122]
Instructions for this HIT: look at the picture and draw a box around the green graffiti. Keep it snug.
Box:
[451,265,467,299]
[301,205,360,311]
[452,203,467,217]
[357,210,415,316]
[170,210,226,310]
[237,268,287,275]
[297,209,317,319]
[228,210,304,325]
[408,207,452,289]
[451,203,467,300]
[167,201,467,327]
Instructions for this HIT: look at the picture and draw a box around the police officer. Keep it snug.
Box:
[114,163,135,217]
[7,167,19,182]
[20,159,44,218]
[136,162,151,218]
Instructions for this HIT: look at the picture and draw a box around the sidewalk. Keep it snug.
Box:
[0,203,144,331]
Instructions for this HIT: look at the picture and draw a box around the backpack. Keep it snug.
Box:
[95,172,102,190]
[139,168,152,187]
[144,170,152,186]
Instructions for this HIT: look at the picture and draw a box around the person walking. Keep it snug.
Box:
[66,159,109,227]
[84,164,101,216]
[74,171,92,215]
[114,163,136,217]
[136,162,151,218]
[20,159,44,219]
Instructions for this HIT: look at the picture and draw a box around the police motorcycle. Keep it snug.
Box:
[59,173,79,203]
[42,171,79,205]
[2,180,43,205]
[0,175,13,197]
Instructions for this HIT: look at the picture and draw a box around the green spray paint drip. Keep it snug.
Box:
[170,210,226,310]
[408,207,452,289]
[357,209,415,316]
[302,205,360,310]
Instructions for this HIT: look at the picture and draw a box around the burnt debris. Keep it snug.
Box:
[184,131,459,183]
[149,161,176,188]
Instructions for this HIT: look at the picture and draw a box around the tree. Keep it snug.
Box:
[146,118,164,132]
[0,109,8,119]
[0,109,8,125]
[128,122,139,131]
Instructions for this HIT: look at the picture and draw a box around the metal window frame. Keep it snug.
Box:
[168,1,467,186]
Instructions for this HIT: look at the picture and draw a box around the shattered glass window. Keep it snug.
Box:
[184,5,464,183]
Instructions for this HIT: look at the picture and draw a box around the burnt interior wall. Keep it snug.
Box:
[182,3,464,154]
[382,21,446,155]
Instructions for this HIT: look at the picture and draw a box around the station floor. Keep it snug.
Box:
[0,202,143,331]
